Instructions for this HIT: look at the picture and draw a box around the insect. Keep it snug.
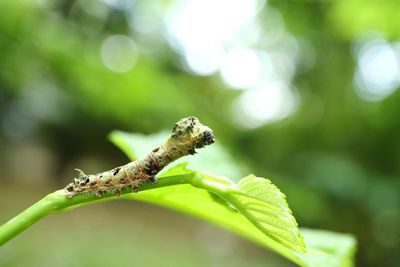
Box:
[64,116,215,198]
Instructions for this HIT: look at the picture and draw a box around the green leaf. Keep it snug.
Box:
[297,229,357,267]
[109,130,357,267]
[226,174,306,253]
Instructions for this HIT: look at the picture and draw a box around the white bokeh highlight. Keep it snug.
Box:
[221,48,264,89]
[163,0,302,127]
[101,35,138,73]
[165,0,265,76]
[354,38,400,102]
[184,44,223,76]
[232,83,299,128]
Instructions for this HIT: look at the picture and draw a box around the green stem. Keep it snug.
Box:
[0,194,54,245]
[0,173,194,246]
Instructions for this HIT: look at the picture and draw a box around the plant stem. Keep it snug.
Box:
[0,173,194,246]
[0,194,54,245]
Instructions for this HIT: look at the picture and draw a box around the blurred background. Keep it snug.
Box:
[0,0,399,266]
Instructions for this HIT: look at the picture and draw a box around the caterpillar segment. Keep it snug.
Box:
[64,116,215,198]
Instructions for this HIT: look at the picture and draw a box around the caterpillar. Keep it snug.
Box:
[64,116,215,198]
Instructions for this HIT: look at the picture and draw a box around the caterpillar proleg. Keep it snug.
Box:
[64,116,215,198]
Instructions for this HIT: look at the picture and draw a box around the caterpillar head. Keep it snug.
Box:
[170,116,215,153]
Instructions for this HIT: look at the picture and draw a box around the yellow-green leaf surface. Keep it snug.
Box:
[109,131,357,267]
[227,174,306,252]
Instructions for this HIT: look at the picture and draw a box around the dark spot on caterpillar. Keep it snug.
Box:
[80,176,90,186]
[149,176,158,183]
[172,123,178,132]
[99,175,103,178]
[143,162,152,175]
[146,156,161,175]
[185,117,195,133]
[149,154,161,173]
[152,147,160,153]
[188,148,196,155]
[113,167,121,176]
[66,185,74,192]
[201,130,215,146]
[90,181,96,186]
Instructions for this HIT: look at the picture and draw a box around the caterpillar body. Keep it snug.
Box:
[64,116,215,198]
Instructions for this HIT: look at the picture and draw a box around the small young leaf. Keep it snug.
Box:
[226,174,306,253]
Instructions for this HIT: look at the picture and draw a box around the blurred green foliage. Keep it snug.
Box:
[1,0,399,267]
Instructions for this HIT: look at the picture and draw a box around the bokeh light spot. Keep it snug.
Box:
[232,82,299,128]
[183,45,223,76]
[221,48,263,89]
[100,35,138,73]
[165,0,265,76]
[354,38,400,102]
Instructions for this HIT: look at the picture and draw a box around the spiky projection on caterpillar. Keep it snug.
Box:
[64,117,215,198]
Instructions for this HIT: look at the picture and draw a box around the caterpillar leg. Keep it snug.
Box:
[114,189,121,197]
[129,179,142,193]
[95,190,104,197]
[131,185,139,192]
